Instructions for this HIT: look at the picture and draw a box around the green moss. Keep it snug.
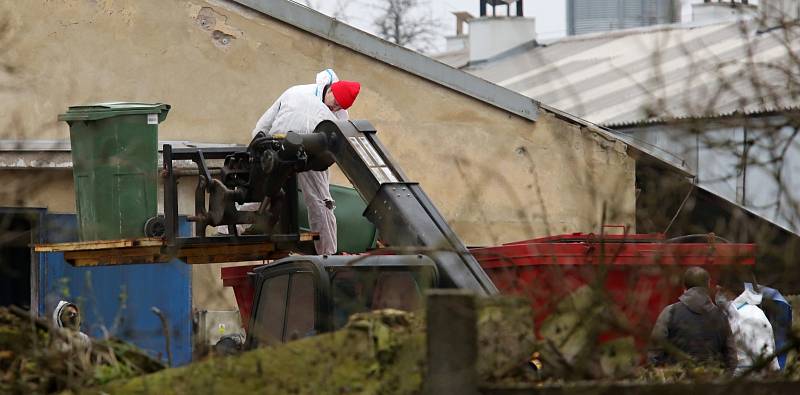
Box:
[1,307,163,394]
[99,299,541,394]
[103,310,425,395]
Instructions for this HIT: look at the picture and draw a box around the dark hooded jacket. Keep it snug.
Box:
[648,287,737,368]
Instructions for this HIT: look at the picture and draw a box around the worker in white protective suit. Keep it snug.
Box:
[51,300,91,352]
[251,69,361,254]
[716,276,780,374]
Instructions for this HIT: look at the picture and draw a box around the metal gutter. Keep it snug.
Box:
[0,140,71,152]
[540,104,694,177]
[603,105,800,129]
[230,0,539,122]
[693,183,799,237]
[0,140,243,152]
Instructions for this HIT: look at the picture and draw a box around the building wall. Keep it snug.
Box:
[567,0,680,36]
[620,115,800,234]
[0,170,75,213]
[1,0,636,310]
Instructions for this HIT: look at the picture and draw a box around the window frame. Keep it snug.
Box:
[251,272,290,346]
[247,260,328,347]
[325,265,437,329]
[283,271,318,341]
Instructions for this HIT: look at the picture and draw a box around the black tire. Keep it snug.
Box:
[144,215,166,237]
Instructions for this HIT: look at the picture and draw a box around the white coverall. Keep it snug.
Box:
[722,287,781,373]
[250,69,347,254]
[52,300,91,351]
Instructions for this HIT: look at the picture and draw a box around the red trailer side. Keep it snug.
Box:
[222,232,756,340]
[471,233,756,344]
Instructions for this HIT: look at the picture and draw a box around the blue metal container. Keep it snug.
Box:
[38,214,193,366]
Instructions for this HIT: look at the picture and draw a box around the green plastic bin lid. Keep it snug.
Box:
[58,102,171,122]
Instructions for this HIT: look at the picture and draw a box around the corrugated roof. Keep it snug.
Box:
[463,19,800,127]
[433,48,470,69]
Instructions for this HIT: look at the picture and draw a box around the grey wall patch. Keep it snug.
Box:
[212,30,235,47]
[194,6,243,50]
[196,7,219,31]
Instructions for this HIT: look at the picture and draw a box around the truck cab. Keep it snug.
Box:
[246,254,438,347]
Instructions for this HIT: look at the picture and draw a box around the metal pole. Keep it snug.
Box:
[424,290,479,395]
[163,144,178,247]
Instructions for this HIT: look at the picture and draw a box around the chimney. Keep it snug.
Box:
[469,0,536,63]
[692,1,758,24]
[480,0,524,17]
[445,12,475,52]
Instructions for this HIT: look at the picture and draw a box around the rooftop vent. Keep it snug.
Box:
[438,1,533,64]
[445,12,475,52]
[480,0,524,17]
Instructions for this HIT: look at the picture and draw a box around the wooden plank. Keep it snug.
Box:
[57,236,315,267]
[67,246,164,259]
[34,237,164,252]
[179,242,284,264]
[184,251,289,264]
[67,250,291,267]
[70,254,170,267]
[299,233,317,241]
[178,243,275,257]
[35,233,316,253]
[65,246,166,267]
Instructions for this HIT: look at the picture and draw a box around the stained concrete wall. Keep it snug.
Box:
[0,0,635,310]
[0,170,75,213]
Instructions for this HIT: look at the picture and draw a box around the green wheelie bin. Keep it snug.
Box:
[59,102,170,241]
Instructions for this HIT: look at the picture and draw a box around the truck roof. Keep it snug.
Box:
[252,254,437,273]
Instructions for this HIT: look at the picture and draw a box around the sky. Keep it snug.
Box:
[297,0,761,51]
[298,0,567,50]
[433,0,569,40]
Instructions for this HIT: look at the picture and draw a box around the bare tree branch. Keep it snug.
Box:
[371,0,442,53]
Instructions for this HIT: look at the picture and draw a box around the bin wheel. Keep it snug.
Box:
[144,215,166,237]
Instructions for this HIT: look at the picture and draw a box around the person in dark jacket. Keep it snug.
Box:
[648,267,737,369]
[754,284,791,369]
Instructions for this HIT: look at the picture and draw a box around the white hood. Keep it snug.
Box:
[314,69,349,120]
[733,286,763,307]
[314,68,338,98]
[726,286,779,372]
[51,300,73,329]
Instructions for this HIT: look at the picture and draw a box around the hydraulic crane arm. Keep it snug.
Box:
[290,120,498,296]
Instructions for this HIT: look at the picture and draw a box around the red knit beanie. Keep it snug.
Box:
[330,81,361,110]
